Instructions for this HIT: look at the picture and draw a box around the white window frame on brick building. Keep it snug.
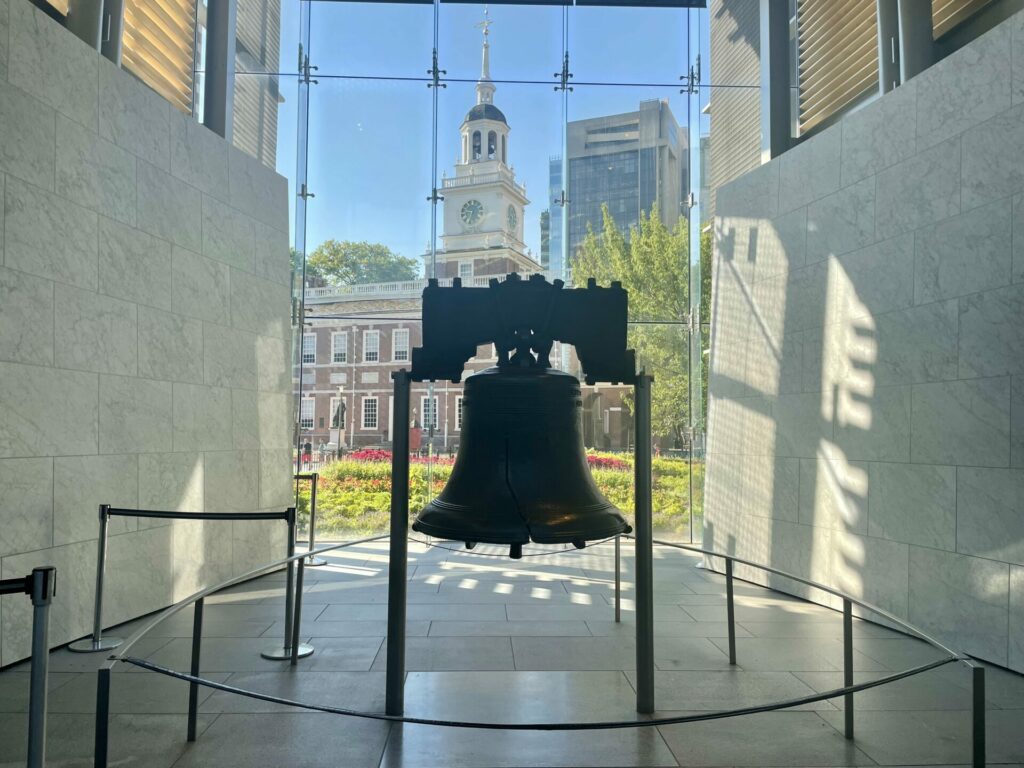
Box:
[363,330,380,362]
[456,396,464,431]
[393,328,410,362]
[459,261,473,280]
[331,331,348,364]
[302,333,316,364]
[299,398,315,430]
[421,395,438,430]
[362,396,379,429]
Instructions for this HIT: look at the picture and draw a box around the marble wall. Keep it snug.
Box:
[705,9,1024,673]
[0,0,293,665]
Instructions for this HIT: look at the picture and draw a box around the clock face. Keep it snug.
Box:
[461,199,484,226]
[506,205,517,231]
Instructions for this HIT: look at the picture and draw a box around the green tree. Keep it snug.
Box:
[572,206,692,444]
[307,240,419,285]
[698,224,712,426]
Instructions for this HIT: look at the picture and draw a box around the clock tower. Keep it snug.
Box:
[434,14,540,279]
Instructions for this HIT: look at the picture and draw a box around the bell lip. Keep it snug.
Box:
[411,519,631,546]
[529,521,632,544]
[411,518,529,546]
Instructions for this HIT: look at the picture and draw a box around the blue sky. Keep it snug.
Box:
[269,1,711,266]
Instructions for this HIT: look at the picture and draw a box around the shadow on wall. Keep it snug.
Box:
[704,155,891,629]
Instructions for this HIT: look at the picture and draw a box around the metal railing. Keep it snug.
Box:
[1,566,57,768]
[91,536,990,768]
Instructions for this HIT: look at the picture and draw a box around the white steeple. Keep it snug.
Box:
[475,8,495,105]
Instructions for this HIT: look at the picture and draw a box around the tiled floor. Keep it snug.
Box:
[1,539,1023,767]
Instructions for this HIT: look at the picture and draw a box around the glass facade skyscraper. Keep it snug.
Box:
[560,99,687,266]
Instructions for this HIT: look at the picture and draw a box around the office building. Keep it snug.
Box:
[563,99,688,263]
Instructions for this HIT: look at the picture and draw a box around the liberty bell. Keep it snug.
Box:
[412,297,632,559]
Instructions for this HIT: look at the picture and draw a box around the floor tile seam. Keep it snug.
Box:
[167,711,221,767]
[808,709,883,766]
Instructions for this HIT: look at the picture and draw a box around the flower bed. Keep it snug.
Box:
[298,450,702,539]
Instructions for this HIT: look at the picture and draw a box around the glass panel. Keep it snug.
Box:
[569,5,685,86]
[439,2,563,83]
[565,0,695,539]
[305,78,433,284]
[309,1,433,79]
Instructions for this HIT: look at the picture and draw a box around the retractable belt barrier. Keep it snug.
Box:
[294,473,327,566]
[68,506,307,662]
[1,566,57,768]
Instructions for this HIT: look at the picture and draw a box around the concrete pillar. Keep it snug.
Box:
[65,0,103,50]
[759,0,791,161]
[203,0,236,140]
[897,0,935,83]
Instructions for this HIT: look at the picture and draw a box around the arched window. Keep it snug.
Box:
[487,131,497,160]
[501,135,507,164]
[462,135,468,163]
[472,131,481,160]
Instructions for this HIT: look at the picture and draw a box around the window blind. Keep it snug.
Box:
[44,0,69,16]
[121,0,198,114]
[932,0,993,38]
[796,0,878,134]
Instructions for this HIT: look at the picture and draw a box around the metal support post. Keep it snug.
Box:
[843,598,854,739]
[291,559,306,665]
[70,506,122,652]
[261,508,313,660]
[187,598,204,742]
[614,535,621,624]
[306,474,326,566]
[971,663,986,768]
[725,558,737,665]
[27,566,56,768]
[94,667,111,768]
[386,370,412,716]
[634,373,655,714]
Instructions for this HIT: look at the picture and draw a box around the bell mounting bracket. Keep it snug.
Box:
[409,272,636,385]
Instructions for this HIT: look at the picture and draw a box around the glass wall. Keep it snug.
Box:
[258,0,709,546]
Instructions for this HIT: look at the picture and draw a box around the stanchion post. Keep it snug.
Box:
[634,373,655,714]
[261,508,312,660]
[972,663,986,768]
[94,667,111,768]
[27,566,56,768]
[386,370,411,716]
[70,505,122,652]
[187,597,204,742]
[291,559,306,665]
[305,473,326,566]
[725,558,736,665]
[614,535,621,624]
[843,598,854,739]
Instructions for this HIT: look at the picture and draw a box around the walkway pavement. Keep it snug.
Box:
[1,539,1022,767]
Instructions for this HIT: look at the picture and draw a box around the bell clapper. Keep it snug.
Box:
[465,541,476,550]
[509,543,523,559]
[573,540,586,550]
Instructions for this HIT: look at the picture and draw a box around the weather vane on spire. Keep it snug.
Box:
[476,6,492,39]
